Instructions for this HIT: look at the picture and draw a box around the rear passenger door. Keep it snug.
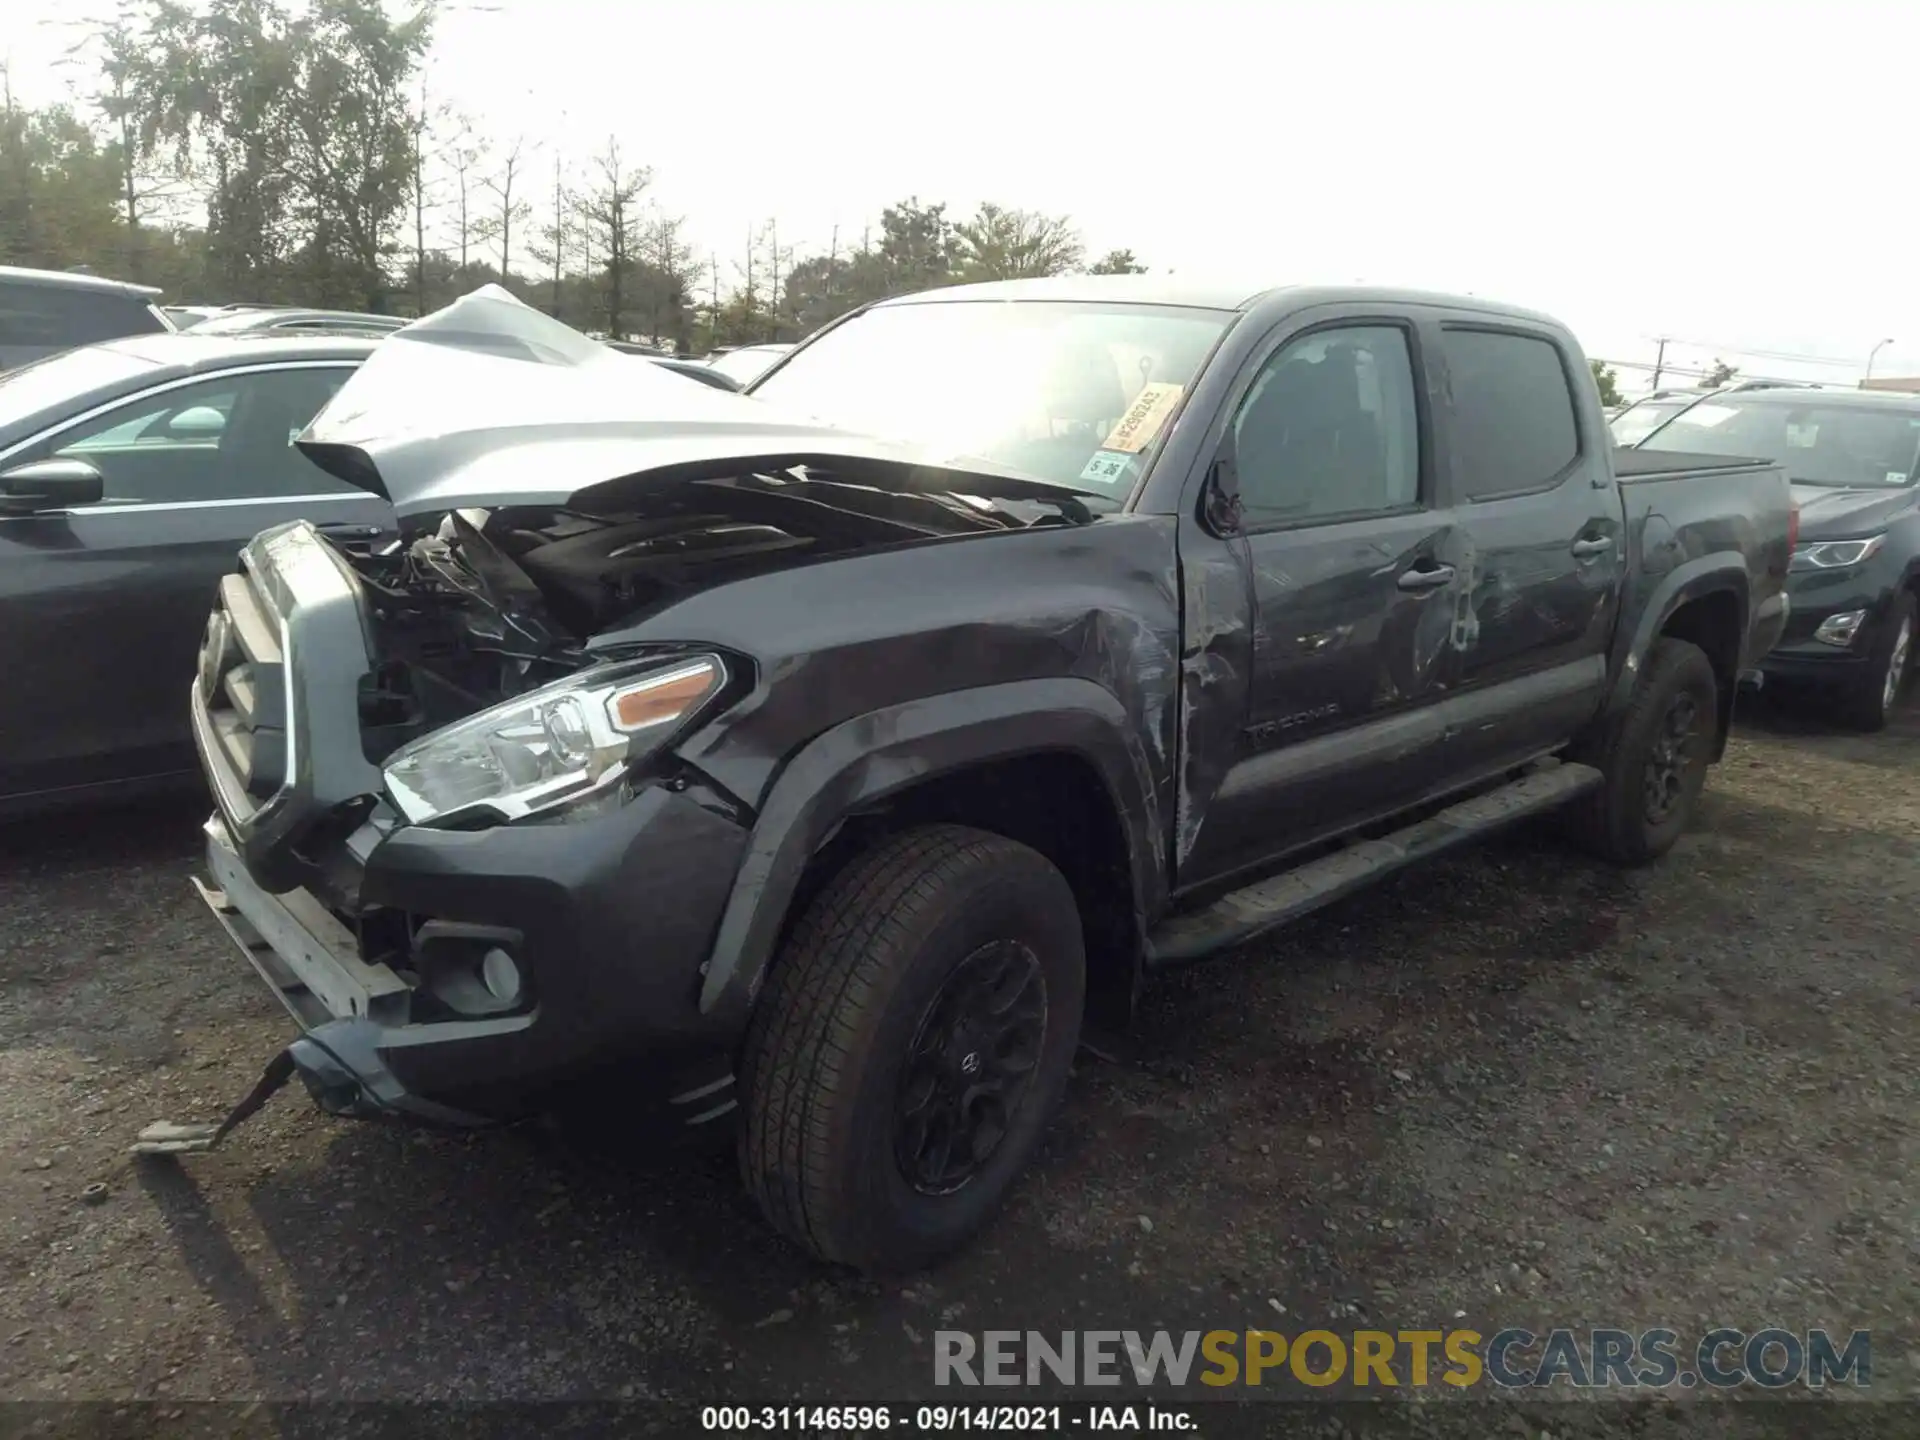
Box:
[1177,309,1463,883]
[1431,321,1623,780]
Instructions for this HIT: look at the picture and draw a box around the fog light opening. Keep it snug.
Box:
[1814,610,1867,648]
[412,921,528,1018]
[481,947,523,1006]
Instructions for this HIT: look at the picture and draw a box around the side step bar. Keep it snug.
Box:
[1145,760,1604,965]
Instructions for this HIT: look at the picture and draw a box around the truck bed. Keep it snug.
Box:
[1611,446,1774,481]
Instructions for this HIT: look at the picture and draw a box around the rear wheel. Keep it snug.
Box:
[1836,594,1914,733]
[737,824,1085,1272]
[1565,637,1719,866]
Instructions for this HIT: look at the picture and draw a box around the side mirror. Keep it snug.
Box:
[1203,429,1243,536]
[0,457,106,515]
[168,405,227,436]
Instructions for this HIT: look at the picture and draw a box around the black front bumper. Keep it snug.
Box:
[189,522,753,1128]
[196,786,752,1125]
[1759,565,1898,686]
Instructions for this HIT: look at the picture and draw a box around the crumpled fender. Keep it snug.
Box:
[1605,552,1750,757]
[696,677,1165,1029]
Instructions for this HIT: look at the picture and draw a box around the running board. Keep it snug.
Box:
[1146,760,1604,965]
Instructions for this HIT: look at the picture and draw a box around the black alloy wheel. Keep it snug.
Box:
[893,939,1048,1195]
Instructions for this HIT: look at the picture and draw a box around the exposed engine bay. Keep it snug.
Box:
[343,467,1096,761]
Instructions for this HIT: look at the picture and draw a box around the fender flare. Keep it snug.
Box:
[696,677,1166,1028]
[1605,556,1750,750]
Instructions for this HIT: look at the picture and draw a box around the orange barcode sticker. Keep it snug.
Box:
[1101,382,1184,454]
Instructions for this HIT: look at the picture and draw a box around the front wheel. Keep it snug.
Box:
[737,824,1085,1272]
[1837,593,1914,733]
[1565,637,1719,867]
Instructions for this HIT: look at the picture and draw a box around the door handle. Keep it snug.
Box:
[1571,536,1613,558]
[1396,563,1456,592]
[315,522,386,540]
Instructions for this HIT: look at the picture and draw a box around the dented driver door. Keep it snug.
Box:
[1175,308,1463,884]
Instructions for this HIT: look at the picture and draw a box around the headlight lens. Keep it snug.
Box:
[1793,534,1886,570]
[383,654,725,825]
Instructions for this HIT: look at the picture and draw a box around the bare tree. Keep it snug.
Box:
[439,120,487,273]
[406,77,443,313]
[481,134,531,282]
[706,252,721,351]
[62,11,194,280]
[530,150,567,316]
[575,136,649,338]
[643,211,695,351]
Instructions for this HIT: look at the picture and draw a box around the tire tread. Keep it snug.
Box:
[1565,637,1717,866]
[738,824,1050,1266]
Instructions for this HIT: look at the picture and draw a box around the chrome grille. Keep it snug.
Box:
[191,521,388,892]
[198,570,290,803]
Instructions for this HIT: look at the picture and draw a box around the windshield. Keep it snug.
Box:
[749,299,1233,503]
[1640,397,1920,487]
[1610,398,1692,447]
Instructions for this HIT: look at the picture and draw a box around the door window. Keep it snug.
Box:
[20,365,356,504]
[1230,325,1421,524]
[1442,329,1581,499]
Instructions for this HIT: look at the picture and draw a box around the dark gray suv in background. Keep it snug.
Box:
[1639,386,1920,728]
[0,265,173,370]
[0,331,390,813]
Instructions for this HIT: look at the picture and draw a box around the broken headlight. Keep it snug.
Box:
[383,654,726,825]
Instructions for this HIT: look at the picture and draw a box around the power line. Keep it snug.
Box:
[1593,357,1835,391]
[1648,337,1869,369]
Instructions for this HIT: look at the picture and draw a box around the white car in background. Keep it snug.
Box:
[705,342,792,386]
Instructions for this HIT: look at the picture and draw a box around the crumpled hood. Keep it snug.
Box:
[296,286,1050,523]
[1790,481,1920,541]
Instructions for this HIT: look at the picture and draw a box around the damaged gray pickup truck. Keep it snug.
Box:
[161,280,1793,1272]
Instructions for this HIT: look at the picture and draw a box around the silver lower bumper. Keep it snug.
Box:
[195,814,410,1029]
[189,815,495,1129]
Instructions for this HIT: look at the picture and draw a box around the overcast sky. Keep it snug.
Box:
[7,0,1916,391]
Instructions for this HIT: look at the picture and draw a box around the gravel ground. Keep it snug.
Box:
[0,693,1915,1433]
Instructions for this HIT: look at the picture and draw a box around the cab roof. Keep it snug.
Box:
[872,274,1569,328]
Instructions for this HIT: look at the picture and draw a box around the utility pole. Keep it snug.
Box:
[1650,337,1669,391]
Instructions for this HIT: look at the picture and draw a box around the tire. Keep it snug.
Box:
[737,824,1085,1272]
[1565,637,1719,867]
[1836,593,1914,733]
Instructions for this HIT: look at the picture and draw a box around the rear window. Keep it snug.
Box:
[0,281,165,350]
[1443,329,1581,499]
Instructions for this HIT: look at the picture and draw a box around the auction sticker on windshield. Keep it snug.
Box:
[1103,382,1185,454]
[1079,449,1133,488]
